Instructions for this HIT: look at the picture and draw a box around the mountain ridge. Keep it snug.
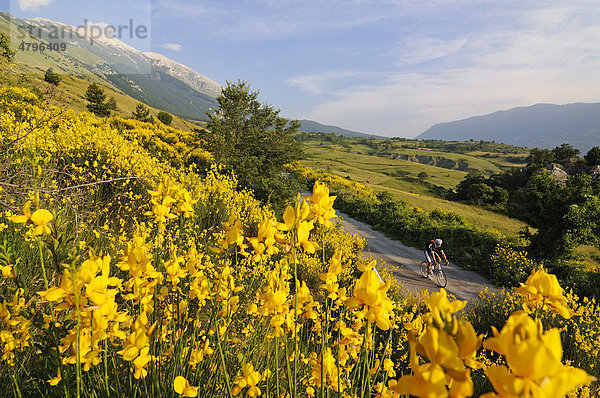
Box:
[417,102,600,152]
[3,13,364,133]
[1,12,219,120]
[298,119,384,138]
[144,52,221,97]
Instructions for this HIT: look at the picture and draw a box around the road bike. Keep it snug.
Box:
[420,260,447,288]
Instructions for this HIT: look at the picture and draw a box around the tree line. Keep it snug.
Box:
[452,143,600,270]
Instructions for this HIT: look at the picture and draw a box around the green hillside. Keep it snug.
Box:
[0,12,218,121]
[300,133,531,237]
[0,58,203,131]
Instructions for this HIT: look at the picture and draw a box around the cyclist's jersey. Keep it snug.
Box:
[425,240,444,255]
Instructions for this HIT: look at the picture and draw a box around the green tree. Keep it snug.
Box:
[205,80,303,205]
[455,171,486,201]
[526,148,555,169]
[0,33,15,62]
[417,171,428,181]
[492,186,509,206]
[584,146,600,166]
[467,183,494,204]
[106,97,117,113]
[157,111,173,126]
[85,83,115,117]
[552,143,580,162]
[132,103,151,122]
[44,68,61,86]
[512,171,600,260]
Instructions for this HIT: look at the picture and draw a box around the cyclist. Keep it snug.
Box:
[424,238,448,280]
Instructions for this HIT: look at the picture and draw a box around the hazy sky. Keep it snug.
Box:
[6,0,600,137]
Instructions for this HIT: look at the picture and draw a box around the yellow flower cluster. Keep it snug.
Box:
[490,244,535,285]
[288,162,377,200]
[232,363,262,396]
[0,289,31,366]
[392,289,483,397]
[347,260,395,330]
[39,254,129,371]
[0,86,596,397]
[483,312,592,397]
[515,267,572,318]
[146,176,197,225]
[8,200,54,236]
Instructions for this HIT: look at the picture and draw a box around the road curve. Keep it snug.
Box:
[337,212,499,301]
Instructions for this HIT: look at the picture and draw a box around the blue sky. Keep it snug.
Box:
[5,0,600,137]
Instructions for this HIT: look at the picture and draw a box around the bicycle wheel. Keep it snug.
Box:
[436,267,447,288]
[420,261,428,278]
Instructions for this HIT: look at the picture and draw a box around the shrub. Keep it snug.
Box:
[157,110,173,125]
[488,244,535,286]
[85,83,116,117]
[0,86,596,398]
[44,68,61,86]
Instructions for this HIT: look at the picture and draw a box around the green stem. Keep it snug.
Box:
[38,238,49,290]
[11,368,23,398]
[39,239,68,397]
[275,336,280,398]
[360,321,372,398]
[336,328,341,396]
[292,231,298,397]
[104,339,110,396]
[216,325,233,398]
[70,268,82,398]
[284,338,294,394]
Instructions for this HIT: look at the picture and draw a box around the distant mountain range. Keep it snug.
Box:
[417,103,600,152]
[298,119,383,138]
[1,12,220,121]
[2,12,373,134]
[8,11,598,149]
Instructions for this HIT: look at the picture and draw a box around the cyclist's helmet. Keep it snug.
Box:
[435,238,442,246]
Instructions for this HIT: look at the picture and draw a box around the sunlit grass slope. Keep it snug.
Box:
[303,141,530,237]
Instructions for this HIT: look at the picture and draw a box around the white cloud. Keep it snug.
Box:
[306,65,600,137]
[287,71,362,95]
[153,0,434,41]
[300,3,600,137]
[394,37,467,66]
[18,0,53,11]
[161,43,182,51]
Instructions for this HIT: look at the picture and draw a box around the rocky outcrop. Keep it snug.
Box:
[546,163,569,185]
[387,153,458,170]
[544,161,600,184]
[591,165,600,180]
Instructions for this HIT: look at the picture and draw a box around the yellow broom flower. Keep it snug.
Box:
[174,376,199,397]
[232,363,262,396]
[515,267,572,318]
[483,312,592,397]
[8,201,32,224]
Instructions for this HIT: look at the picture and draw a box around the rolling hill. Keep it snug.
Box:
[1,12,220,121]
[2,12,370,134]
[298,119,384,138]
[417,102,600,152]
[300,134,530,237]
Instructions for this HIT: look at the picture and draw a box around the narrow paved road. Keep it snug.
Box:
[337,212,498,301]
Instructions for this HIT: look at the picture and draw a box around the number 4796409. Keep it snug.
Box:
[18,41,67,52]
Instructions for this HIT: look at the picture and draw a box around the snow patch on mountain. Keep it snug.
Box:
[145,52,222,97]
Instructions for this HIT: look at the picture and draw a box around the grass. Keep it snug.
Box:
[576,245,600,271]
[383,147,506,174]
[300,135,529,175]
[304,146,468,186]
[0,59,202,131]
[303,143,530,237]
